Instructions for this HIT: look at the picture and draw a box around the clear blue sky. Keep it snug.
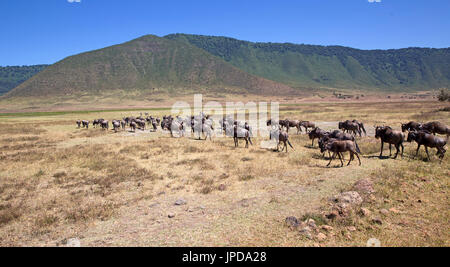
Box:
[1,0,449,66]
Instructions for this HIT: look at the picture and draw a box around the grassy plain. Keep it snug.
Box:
[0,100,448,246]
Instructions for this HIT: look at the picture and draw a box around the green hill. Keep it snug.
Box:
[5,35,295,98]
[0,65,48,95]
[165,34,450,91]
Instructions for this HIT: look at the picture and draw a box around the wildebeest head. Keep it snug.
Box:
[401,124,407,132]
[407,131,418,143]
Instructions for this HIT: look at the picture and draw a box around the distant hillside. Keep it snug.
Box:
[5,35,295,98]
[165,34,450,91]
[0,65,48,95]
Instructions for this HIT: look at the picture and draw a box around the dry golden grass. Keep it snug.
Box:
[0,100,448,246]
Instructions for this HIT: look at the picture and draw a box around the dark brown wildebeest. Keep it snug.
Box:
[130,121,137,132]
[328,130,361,154]
[300,121,315,133]
[93,119,100,128]
[76,120,81,128]
[401,121,423,132]
[308,127,329,147]
[284,119,302,134]
[407,131,447,162]
[421,121,450,140]
[81,120,89,129]
[324,140,361,167]
[375,126,405,159]
[338,120,360,136]
[101,120,109,130]
[234,123,252,148]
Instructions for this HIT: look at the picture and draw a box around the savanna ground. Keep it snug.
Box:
[0,99,448,247]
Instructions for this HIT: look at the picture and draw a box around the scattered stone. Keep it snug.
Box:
[347,226,357,232]
[174,199,187,206]
[359,208,371,217]
[66,238,81,247]
[321,225,334,232]
[316,233,327,242]
[168,213,176,218]
[353,179,375,195]
[218,184,226,191]
[389,207,400,214]
[305,218,317,229]
[372,217,383,225]
[333,191,363,205]
[325,210,339,220]
[285,216,299,229]
[380,209,389,215]
[299,227,313,239]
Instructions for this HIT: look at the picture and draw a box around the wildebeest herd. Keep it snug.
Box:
[76,115,449,166]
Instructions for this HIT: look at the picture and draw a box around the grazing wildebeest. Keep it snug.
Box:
[375,126,405,159]
[76,120,81,128]
[401,121,423,133]
[407,131,447,162]
[101,120,109,130]
[308,127,329,147]
[300,121,315,133]
[421,121,450,140]
[324,140,361,167]
[338,120,361,136]
[136,119,146,130]
[233,122,252,148]
[130,121,137,132]
[81,120,89,129]
[112,121,120,132]
[270,127,293,152]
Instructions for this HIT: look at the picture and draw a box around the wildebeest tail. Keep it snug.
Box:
[355,140,361,154]
[360,123,367,136]
[287,140,294,150]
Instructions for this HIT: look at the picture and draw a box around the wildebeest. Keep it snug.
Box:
[169,120,185,138]
[130,121,137,132]
[375,126,405,159]
[192,118,214,140]
[81,120,89,129]
[281,119,301,134]
[101,120,109,130]
[328,130,361,153]
[300,121,315,133]
[112,121,120,132]
[76,120,81,128]
[120,120,126,130]
[338,120,361,136]
[352,120,366,136]
[324,140,361,167]
[421,121,450,140]
[407,131,447,162]
[233,122,252,148]
[308,127,329,147]
[270,127,293,152]
[401,121,423,132]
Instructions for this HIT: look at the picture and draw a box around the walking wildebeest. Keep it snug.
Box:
[101,120,109,130]
[300,121,316,134]
[233,122,252,148]
[375,126,405,159]
[407,131,447,162]
[352,120,366,136]
[112,121,120,132]
[76,120,81,128]
[281,119,301,134]
[328,130,361,154]
[339,120,361,136]
[401,121,423,133]
[270,127,294,152]
[421,121,450,140]
[308,127,329,147]
[324,140,361,167]
[120,120,126,130]
[130,121,137,132]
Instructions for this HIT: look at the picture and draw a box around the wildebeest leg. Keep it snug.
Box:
[393,144,400,159]
[347,152,353,166]
[355,152,361,165]
[245,138,249,148]
[337,152,344,167]
[311,138,314,147]
[389,144,392,157]
[401,143,404,158]
[327,152,336,166]
[415,144,421,158]
[425,146,431,161]
[380,142,384,157]
[284,141,288,152]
